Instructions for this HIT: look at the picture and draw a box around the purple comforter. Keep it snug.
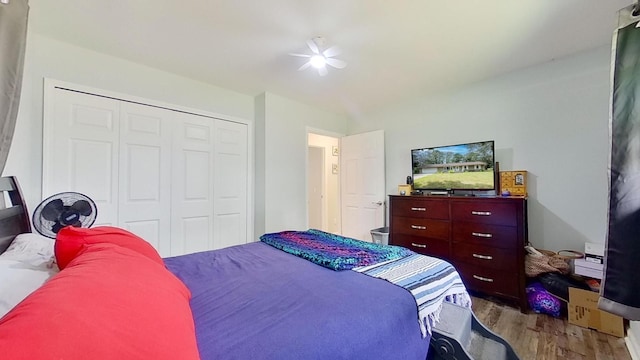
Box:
[164,242,431,360]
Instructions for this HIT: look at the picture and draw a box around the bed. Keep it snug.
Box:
[0,177,470,359]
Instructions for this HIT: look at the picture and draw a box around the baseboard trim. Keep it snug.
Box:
[627,326,640,360]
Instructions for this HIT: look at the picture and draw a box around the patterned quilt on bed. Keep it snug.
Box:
[354,254,471,337]
[259,229,412,271]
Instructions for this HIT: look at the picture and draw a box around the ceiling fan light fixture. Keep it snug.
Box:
[310,55,326,69]
[292,36,346,76]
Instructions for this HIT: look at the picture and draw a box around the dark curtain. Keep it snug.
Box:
[600,5,640,319]
[0,0,29,175]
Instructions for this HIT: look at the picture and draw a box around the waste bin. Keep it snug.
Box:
[370,227,389,245]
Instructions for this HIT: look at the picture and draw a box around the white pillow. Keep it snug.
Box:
[0,232,55,267]
[0,259,58,318]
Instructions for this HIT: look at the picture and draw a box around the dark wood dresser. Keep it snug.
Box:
[389,195,528,311]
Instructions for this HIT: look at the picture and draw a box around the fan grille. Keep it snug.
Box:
[32,192,97,239]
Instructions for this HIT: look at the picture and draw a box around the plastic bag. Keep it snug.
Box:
[526,282,562,317]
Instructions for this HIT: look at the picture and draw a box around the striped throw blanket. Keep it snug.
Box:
[354,254,471,337]
[260,229,412,271]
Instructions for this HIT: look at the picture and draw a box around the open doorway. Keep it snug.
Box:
[307,132,341,234]
[308,146,325,229]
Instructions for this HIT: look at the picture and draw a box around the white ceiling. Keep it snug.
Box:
[29,0,632,116]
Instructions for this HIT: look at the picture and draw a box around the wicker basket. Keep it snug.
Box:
[525,248,582,278]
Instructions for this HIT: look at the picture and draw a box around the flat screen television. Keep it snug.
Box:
[411,140,495,192]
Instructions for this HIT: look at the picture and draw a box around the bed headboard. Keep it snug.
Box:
[0,176,31,253]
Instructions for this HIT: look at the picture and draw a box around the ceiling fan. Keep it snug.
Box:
[290,36,347,76]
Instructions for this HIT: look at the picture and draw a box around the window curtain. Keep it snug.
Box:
[0,0,29,175]
[600,4,640,319]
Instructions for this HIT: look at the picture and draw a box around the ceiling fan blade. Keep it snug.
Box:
[318,66,328,76]
[306,39,320,54]
[289,53,311,58]
[325,58,347,69]
[323,46,341,58]
[298,62,312,71]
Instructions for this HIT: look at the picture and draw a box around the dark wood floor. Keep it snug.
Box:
[471,296,631,360]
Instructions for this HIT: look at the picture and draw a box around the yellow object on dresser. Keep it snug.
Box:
[500,171,527,196]
[397,184,412,195]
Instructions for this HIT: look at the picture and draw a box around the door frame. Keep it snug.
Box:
[307,145,326,230]
[43,78,255,244]
[305,127,344,234]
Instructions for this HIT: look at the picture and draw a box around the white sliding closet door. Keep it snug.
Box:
[44,85,250,257]
[170,112,215,255]
[118,102,172,255]
[45,90,120,227]
[213,119,248,249]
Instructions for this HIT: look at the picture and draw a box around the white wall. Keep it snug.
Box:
[308,133,341,234]
[255,92,347,237]
[349,46,612,253]
[254,94,267,240]
[3,32,254,214]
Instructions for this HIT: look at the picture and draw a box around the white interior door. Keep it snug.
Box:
[118,102,172,256]
[171,112,215,255]
[45,89,120,227]
[340,130,385,241]
[212,119,248,249]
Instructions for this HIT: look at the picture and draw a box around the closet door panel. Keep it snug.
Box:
[118,102,172,256]
[125,220,160,250]
[45,89,119,227]
[182,216,210,255]
[171,113,215,256]
[213,120,248,249]
[45,85,251,256]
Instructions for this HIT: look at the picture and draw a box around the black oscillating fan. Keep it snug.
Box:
[32,192,98,238]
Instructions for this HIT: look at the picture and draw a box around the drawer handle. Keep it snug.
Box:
[411,207,426,211]
[473,275,494,282]
[411,242,427,248]
[472,232,493,238]
[411,225,427,230]
[472,253,493,260]
[471,211,492,216]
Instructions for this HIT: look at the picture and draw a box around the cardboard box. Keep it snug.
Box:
[574,258,603,279]
[568,288,624,337]
[499,171,527,197]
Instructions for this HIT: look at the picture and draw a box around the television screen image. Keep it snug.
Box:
[411,140,495,191]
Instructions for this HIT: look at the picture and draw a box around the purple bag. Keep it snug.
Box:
[526,282,562,317]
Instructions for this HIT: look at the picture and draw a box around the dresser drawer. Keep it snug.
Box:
[389,195,527,311]
[454,262,519,298]
[451,243,517,271]
[391,234,450,259]
[391,198,449,220]
[391,216,449,240]
[451,201,517,226]
[452,221,517,249]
